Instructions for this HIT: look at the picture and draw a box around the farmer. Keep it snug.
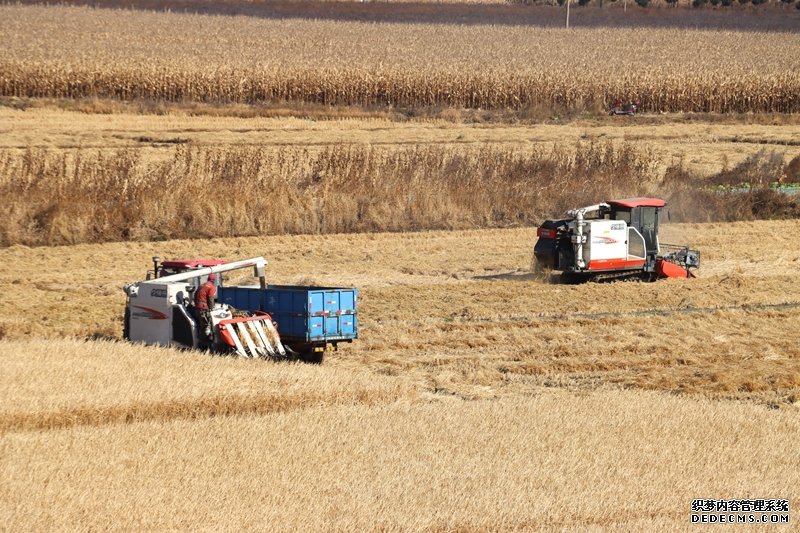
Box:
[194,273,217,346]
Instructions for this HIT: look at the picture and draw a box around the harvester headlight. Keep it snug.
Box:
[123,283,139,297]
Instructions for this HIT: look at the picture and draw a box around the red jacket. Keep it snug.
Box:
[194,281,217,310]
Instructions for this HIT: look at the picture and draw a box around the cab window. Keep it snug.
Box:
[642,207,656,228]
[613,209,631,224]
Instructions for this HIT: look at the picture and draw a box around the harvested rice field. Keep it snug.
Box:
[3,219,800,403]
[1,220,799,530]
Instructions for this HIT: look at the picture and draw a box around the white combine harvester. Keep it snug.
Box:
[533,198,700,283]
[123,257,288,358]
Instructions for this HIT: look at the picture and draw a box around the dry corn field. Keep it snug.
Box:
[2,4,800,113]
[1,221,799,529]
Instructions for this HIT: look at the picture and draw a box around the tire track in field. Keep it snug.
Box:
[444,300,800,328]
[0,386,412,433]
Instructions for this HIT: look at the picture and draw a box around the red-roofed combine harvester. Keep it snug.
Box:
[123,257,357,362]
[533,198,700,283]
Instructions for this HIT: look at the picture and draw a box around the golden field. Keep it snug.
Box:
[2,2,800,530]
[1,221,800,530]
[2,385,798,531]
[2,4,800,112]
[2,220,799,404]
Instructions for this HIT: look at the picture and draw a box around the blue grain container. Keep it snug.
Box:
[217,285,358,344]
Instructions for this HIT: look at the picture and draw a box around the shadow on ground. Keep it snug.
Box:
[472,270,545,282]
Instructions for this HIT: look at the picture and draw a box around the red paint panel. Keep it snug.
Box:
[217,312,275,348]
[587,258,646,271]
[656,259,696,279]
[218,312,273,326]
[607,198,666,209]
[131,306,168,320]
[537,228,557,239]
[218,328,236,347]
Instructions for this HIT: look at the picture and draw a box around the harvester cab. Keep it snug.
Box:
[533,197,700,283]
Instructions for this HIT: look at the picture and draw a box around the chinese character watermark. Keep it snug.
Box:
[691,499,790,524]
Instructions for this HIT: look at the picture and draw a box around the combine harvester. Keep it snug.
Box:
[123,256,357,362]
[533,198,700,283]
